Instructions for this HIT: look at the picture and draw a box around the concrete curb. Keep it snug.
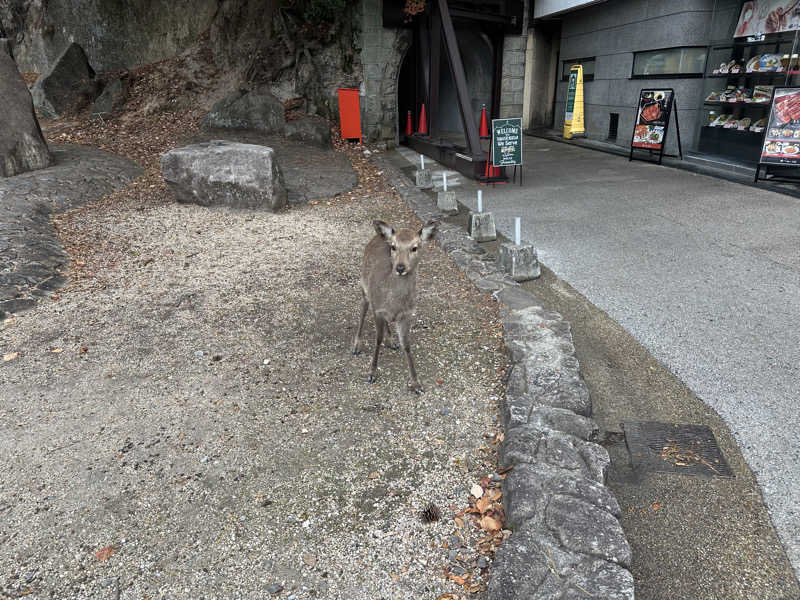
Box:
[375,155,635,599]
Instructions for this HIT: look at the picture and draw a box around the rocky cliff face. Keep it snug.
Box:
[0,0,218,72]
[1,0,363,121]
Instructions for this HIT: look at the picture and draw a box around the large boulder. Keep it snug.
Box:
[284,116,332,149]
[0,39,51,177]
[31,42,99,119]
[202,88,286,133]
[160,140,287,211]
[91,75,130,117]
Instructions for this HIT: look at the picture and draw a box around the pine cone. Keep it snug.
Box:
[420,502,441,523]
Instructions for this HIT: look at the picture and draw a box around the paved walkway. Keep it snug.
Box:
[395,136,800,582]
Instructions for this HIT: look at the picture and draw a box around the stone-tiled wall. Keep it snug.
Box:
[358,0,410,147]
[500,35,526,119]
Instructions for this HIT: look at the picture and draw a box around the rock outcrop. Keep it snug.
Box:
[31,42,99,119]
[202,88,286,134]
[0,39,51,177]
[284,116,332,149]
[161,140,287,211]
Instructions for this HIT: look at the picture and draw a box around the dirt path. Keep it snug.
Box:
[0,133,507,599]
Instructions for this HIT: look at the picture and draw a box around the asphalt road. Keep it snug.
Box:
[394,138,800,588]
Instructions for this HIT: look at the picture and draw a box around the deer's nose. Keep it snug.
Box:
[396,264,406,275]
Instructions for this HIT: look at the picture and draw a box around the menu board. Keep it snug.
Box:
[759,87,800,165]
[631,89,674,151]
[491,117,522,167]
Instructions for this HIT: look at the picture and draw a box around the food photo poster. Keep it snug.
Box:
[632,89,674,150]
[736,1,800,37]
[760,87,800,163]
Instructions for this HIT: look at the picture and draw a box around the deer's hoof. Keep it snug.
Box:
[352,348,361,356]
[386,342,400,351]
[408,382,424,395]
[365,375,377,384]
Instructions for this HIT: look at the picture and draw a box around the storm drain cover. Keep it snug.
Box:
[622,421,734,478]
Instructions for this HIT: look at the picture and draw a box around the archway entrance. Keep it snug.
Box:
[393,0,520,178]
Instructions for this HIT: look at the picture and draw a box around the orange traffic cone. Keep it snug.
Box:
[417,104,428,135]
[405,110,413,136]
[479,104,489,138]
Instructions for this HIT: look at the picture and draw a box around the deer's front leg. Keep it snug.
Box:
[396,316,423,394]
[367,313,386,383]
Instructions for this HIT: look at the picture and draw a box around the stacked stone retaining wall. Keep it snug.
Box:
[375,154,634,600]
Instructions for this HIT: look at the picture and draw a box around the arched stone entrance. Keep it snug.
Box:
[397,27,495,147]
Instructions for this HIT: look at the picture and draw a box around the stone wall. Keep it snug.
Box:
[357,0,410,147]
[499,34,526,119]
[374,153,634,600]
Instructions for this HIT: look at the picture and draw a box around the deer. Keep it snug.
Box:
[352,219,439,394]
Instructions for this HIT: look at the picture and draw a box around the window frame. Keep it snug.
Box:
[630,45,708,79]
[561,57,595,82]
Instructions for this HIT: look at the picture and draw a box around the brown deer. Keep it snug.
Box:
[352,219,438,394]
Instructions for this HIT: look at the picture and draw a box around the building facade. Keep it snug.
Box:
[528,0,800,167]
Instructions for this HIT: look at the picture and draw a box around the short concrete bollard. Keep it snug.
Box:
[415,154,433,189]
[498,242,540,281]
[437,190,457,212]
[415,169,432,188]
[467,211,496,241]
[436,171,457,212]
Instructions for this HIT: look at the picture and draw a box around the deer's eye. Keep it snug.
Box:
[411,246,418,253]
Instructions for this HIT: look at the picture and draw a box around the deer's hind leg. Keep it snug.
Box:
[352,292,369,355]
[396,315,423,394]
[366,312,387,383]
[383,321,399,350]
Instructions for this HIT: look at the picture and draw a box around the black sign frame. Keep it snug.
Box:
[491,117,523,168]
[755,86,800,183]
[629,88,683,165]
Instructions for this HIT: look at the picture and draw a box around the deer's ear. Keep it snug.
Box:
[373,220,395,240]
[419,220,439,242]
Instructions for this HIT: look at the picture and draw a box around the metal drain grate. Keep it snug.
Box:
[623,421,734,478]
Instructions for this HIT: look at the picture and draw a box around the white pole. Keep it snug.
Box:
[420,155,425,170]
[515,217,521,246]
[443,172,448,192]
[477,190,483,213]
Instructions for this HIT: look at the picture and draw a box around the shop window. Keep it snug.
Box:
[632,47,707,78]
[562,57,595,82]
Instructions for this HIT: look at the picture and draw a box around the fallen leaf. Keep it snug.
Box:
[651,502,660,511]
[470,483,484,498]
[476,496,491,514]
[435,594,459,600]
[454,516,464,528]
[95,546,114,562]
[3,352,19,361]
[480,516,502,532]
[302,553,316,567]
[51,348,63,353]
[368,471,379,479]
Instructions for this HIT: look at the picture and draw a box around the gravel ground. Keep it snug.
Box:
[0,143,508,599]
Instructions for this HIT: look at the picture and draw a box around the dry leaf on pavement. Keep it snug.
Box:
[95,546,114,562]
